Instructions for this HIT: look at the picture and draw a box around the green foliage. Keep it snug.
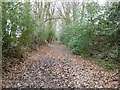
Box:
[47,29,56,42]
[2,2,56,59]
[60,2,119,69]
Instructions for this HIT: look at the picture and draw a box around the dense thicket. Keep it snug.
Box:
[2,1,119,71]
[60,2,119,69]
[2,2,56,60]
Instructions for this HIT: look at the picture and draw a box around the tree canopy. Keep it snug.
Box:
[1,1,119,70]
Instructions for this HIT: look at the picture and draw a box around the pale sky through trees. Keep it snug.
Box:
[55,0,107,35]
[5,0,119,36]
[16,0,119,3]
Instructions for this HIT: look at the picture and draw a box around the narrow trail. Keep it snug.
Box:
[2,41,119,88]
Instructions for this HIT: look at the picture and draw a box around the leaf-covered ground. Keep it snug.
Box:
[2,41,119,88]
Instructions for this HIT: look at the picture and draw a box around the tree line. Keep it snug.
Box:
[2,2,57,60]
[1,1,119,70]
[60,1,119,70]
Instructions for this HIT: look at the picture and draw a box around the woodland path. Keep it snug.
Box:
[2,41,119,88]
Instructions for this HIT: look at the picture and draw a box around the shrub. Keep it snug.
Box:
[60,2,119,69]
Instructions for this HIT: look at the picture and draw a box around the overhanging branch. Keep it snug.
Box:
[44,18,62,22]
[41,17,63,24]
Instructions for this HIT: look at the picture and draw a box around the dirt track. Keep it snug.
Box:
[2,41,119,88]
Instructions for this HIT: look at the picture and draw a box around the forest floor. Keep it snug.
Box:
[2,41,119,88]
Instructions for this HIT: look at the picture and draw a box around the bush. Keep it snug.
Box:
[2,2,56,59]
[60,2,119,69]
